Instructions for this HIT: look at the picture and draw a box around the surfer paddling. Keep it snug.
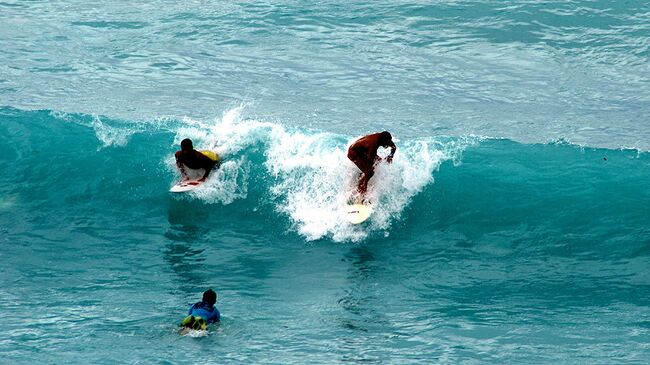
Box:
[175,138,218,182]
[347,131,396,195]
[180,289,221,331]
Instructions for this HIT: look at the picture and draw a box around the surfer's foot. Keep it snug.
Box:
[348,191,367,204]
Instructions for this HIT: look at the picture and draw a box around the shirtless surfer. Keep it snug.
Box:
[175,138,218,181]
[347,131,396,195]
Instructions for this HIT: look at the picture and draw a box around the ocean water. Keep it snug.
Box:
[1,1,649,364]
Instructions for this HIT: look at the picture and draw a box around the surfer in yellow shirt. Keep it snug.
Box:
[347,131,396,195]
[175,138,218,181]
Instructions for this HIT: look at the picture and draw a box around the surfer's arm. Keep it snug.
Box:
[175,151,182,167]
[175,152,190,179]
[386,141,396,163]
[198,158,216,181]
[199,169,210,181]
[210,309,221,323]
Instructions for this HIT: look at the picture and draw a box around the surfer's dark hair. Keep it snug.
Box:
[181,138,193,151]
[203,289,217,305]
[379,131,392,143]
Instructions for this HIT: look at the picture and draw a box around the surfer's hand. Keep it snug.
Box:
[386,156,393,164]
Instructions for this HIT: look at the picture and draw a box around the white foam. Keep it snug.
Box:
[170,105,267,205]
[266,133,475,241]
[265,130,360,241]
[189,158,251,205]
[92,116,133,148]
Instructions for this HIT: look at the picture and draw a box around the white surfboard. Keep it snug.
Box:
[345,203,373,224]
[170,179,204,193]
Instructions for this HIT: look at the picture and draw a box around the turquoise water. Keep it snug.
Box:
[1,1,650,364]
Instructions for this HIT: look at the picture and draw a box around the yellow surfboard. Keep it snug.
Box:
[199,150,219,162]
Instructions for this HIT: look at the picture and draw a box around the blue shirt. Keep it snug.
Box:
[188,301,220,323]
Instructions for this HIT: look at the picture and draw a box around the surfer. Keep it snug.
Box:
[347,131,396,195]
[180,289,221,330]
[175,138,218,181]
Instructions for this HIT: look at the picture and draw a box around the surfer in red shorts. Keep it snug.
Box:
[347,131,396,195]
[175,138,218,181]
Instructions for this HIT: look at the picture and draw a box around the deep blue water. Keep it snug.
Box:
[1,1,650,364]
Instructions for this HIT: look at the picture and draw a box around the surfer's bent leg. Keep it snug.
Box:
[348,147,372,194]
[359,168,374,195]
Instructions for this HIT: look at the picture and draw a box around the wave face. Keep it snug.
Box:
[1,107,649,364]
[1,106,476,241]
[2,107,648,242]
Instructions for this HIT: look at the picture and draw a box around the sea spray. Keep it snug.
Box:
[171,106,479,241]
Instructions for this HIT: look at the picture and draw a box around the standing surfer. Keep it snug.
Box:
[347,131,396,195]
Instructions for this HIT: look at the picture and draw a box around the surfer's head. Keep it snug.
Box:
[202,289,217,305]
[181,138,193,152]
[379,131,392,144]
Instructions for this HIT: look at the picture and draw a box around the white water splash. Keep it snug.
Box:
[92,116,133,148]
[173,106,480,241]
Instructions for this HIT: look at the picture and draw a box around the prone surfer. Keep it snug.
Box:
[180,289,221,331]
[347,131,396,195]
[175,138,218,181]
